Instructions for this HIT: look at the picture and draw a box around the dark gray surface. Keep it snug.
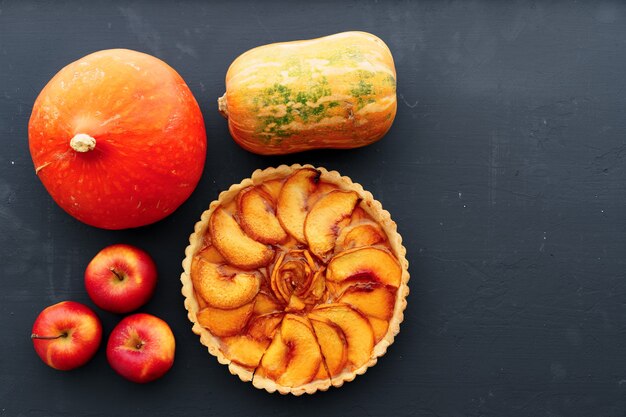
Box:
[1,1,626,416]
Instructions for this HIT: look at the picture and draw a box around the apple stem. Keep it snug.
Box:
[110,268,125,281]
[31,332,68,340]
[70,133,96,152]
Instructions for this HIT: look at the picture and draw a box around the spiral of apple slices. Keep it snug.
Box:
[181,165,409,395]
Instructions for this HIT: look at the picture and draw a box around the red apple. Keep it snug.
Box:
[84,244,157,314]
[31,301,103,370]
[106,313,175,383]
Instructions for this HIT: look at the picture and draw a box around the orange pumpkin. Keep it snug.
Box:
[29,49,206,229]
[218,31,397,155]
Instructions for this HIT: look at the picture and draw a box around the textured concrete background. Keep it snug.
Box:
[1,1,625,416]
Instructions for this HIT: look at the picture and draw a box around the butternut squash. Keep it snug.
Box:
[218,31,397,155]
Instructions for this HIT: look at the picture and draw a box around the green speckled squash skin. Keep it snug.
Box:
[218,31,397,155]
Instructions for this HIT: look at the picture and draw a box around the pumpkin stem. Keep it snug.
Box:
[70,133,96,153]
[218,94,228,119]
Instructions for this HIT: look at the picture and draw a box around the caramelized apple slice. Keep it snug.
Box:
[276,168,320,243]
[210,206,274,270]
[256,328,288,380]
[247,313,284,341]
[348,206,370,224]
[196,302,254,337]
[310,304,374,370]
[327,247,402,288]
[309,316,348,377]
[335,222,386,253]
[277,315,324,386]
[314,363,330,381]
[337,283,395,343]
[195,245,225,263]
[304,190,360,261]
[257,314,324,387]
[368,317,390,343]
[253,292,283,316]
[222,313,283,368]
[259,179,284,202]
[194,289,208,310]
[286,294,307,312]
[337,283,395,321]
[191,258,260,309]
[222,337,268,368]
[237,186,288,245]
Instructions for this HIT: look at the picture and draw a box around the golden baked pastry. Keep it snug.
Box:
[181,165,409,395]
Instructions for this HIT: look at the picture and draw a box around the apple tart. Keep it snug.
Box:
[181,165,409,395]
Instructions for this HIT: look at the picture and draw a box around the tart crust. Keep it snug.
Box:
[181,164,410,395]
